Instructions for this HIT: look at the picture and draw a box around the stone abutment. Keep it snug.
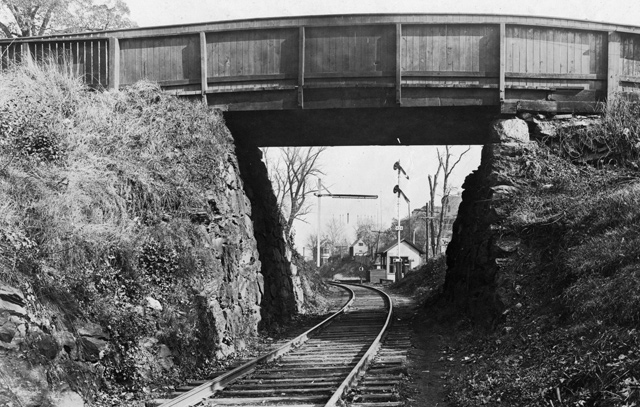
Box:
[443,117,534,326]
[234,142,299,328]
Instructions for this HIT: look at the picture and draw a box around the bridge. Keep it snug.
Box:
[2,14,640,146]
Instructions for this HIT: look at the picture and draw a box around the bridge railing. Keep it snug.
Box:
[1,37,111,88]
[3,15,640,113]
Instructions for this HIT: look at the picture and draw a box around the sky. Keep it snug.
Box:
[123,0,640,251]
[124,0,640,28]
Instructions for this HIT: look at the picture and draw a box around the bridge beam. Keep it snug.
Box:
[224,106,497,147]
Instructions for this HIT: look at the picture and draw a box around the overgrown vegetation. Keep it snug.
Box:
[447,101,640,406]
[0,60,248,402]
[392,255,447,303]
[552,97,640,167]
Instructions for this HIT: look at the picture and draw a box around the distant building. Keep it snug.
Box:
[306,240,333,266]
[320,243,332,265]
[349,238,369,257]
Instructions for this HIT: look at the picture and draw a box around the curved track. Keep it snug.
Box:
[158,283,392,407]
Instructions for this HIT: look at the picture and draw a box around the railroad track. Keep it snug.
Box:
[155,283,397,407]
[345,295,415,407]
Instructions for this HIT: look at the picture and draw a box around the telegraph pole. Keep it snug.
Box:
[315,178,377,268]
[317,179,322,267]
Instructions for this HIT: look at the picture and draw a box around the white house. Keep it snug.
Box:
[349,238,369,257]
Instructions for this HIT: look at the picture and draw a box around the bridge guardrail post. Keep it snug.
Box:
[200,32,208,102]
[108,37,120,91]
[499,23,506,104]
[298,26,305,108]
[395,23,402,105]
[607,31,621,101]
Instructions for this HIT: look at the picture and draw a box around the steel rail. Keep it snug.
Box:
[324,283,393,407]
[158,284,355,407]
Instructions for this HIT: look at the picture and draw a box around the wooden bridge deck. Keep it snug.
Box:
[2,14,640,115]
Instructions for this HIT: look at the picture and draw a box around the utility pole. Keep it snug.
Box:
[315,178,378,268]
[396,175,401,278]
[425,202,429,259]
[416,202,432,260]
[372,230,384,262]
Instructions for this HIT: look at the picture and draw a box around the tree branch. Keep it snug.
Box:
[37,5,55,36]
[0,20,14,37]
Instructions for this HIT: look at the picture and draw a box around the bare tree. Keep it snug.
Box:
[263,147,326,237]
[0,0,135,38]
[427,146,470,256]
[305,233,319,262]
[427,162,442,257]
[354,218,379,260]
[324,217,346,252]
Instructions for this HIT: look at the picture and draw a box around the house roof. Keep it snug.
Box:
[350,238,366,247]
[379,239,424,255]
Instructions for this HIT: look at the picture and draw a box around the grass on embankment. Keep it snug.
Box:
[1,61,241,402]
[445,100,640,406]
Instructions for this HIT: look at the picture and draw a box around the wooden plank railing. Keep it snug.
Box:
[2,14,640,113]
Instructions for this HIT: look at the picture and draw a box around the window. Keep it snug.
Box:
[358,242,364,246]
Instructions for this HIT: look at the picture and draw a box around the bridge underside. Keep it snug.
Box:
[224,106,498,147]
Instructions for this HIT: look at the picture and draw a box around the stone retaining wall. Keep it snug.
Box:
[443,118,536,326]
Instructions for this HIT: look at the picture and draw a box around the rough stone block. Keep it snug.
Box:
[494,236,522,253]
[145,296,163,311]
[50,390,84,407]
[54,331,77,357]
[78,337,107,362]
[490,118,530,143]
[157,344,174,369]
[0,317,18,344]
[33,332,59,360]
[77,322,109,340]
[491,185,520,200]
[0,284,27,319]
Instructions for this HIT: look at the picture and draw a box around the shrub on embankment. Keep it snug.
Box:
[447,104,640,405]
[0,62,262,405]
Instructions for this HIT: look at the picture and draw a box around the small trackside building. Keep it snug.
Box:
[370,239,424,283]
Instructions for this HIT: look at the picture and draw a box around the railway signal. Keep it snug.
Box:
[393,161,410,280]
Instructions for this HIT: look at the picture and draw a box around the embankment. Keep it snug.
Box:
[0,63,275,405]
